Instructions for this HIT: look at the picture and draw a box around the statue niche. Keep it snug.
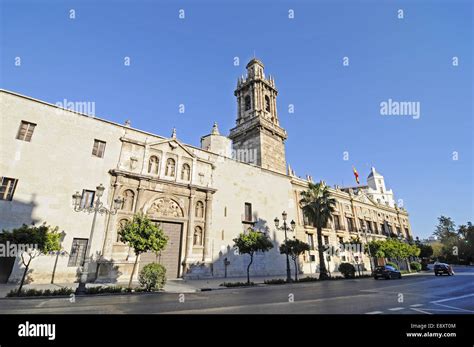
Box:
[146,197,184,218]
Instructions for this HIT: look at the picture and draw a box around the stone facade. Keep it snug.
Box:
[0,59,413,284]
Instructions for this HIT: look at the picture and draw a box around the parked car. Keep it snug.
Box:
[434,263,454,276]
[373,265,402,280]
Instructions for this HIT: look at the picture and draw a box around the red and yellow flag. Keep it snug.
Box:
[353,166,360,184]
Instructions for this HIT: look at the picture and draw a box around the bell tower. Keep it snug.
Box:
[229,58,287,174]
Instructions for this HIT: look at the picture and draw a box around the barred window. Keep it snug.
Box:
[244,202,252,222]
[92,139,106,158]
[0,177,18,201]
[68,238,88,267]
[16,121,36,142]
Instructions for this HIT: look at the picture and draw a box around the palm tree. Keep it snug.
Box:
[300,181,336,280]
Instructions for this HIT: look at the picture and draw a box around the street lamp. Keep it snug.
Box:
[274,211,296,283]
[72,184,123,294]
[361,221,374,273]
[354,255,361,277]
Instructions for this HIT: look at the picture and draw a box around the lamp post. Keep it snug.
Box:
[274,211,296,283]
[361,221,374,273]
[72,184,123,294]
[354,255,361,277]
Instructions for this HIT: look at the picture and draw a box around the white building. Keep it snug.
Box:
[0,59,413,284]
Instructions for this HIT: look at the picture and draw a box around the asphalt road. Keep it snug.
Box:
[0,266,472,314]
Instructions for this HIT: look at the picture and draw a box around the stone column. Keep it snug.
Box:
[186,189,196,261]
[134,185,145,213]
[102,181,122,259]
[272,91,278,121]
[203,191,213,262]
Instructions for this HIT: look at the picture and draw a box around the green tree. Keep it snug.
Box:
[300,181,336,280]
[457,222,474,264]
[431,241,443,259]
[433,216,460,263]
[0,223,61,294]
[279,239,310,281]
[434,216,457,242]
[118,213,168,288]
[366,238,420,269]
[233,229,273,284]
[415,237,433,259]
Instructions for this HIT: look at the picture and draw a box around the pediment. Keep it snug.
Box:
[354,193,378,207]
[147,139,196,159]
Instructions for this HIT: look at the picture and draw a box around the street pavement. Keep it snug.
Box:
[0,266,472,314]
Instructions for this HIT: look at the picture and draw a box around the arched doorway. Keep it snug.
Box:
[138,197,185,278]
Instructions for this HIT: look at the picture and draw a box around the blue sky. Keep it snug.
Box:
[1,0,472,238]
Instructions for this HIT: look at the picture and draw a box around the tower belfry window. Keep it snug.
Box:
[244,95,251,111]
[265,96,270,112]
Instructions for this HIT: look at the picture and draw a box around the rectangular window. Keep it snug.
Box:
[338,237,344,245]
[68,238,88,267]
[0,177,18,201]
[81,190,95,208]
[396,227,401,235]
[16,121,36,142]
[374,223,378,234]
[405,228,409,236]
[303,212,310,226]
[309,255,315,262]
[346,217,354,232]
[334,215,341,230]
[307,234,315,250]
[367,221,373,232]
[324,236,329,245]
[244,202,252,222]
[92,139,106,158]
[380,223,385,234]
[359,218,364,230]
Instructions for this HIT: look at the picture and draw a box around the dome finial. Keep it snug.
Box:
[171,127,177,139]
[211,122,220,135]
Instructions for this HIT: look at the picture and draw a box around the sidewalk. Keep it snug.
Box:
[0,271,380,297]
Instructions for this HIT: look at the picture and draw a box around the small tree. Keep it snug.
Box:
[233,229,273,284]
[0,223,61,294]
[279,239,310,281]
[118,213,168,288]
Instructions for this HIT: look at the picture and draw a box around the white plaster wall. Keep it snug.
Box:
[208,156,296,278]
[0,91,124,283]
